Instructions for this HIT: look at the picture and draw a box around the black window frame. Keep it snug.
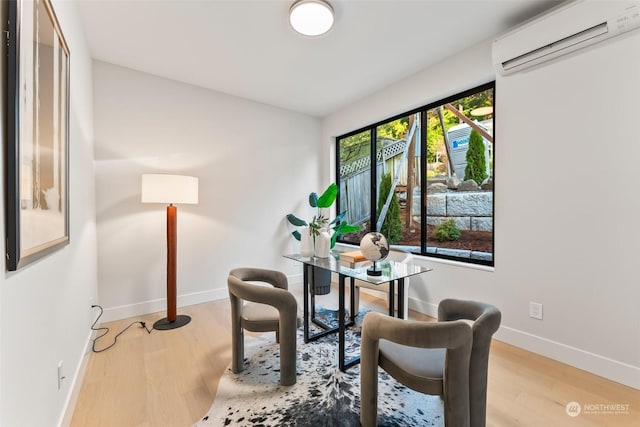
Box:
[336,81,495,267]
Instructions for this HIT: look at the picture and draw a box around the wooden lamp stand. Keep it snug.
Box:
[153,204,191,330]
[141,174,198,331]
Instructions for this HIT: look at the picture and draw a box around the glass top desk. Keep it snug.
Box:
[283,252,432,371]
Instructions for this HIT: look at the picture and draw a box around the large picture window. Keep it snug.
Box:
[336,82,494,266]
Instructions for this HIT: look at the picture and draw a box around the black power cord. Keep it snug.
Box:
[91,304,152,353]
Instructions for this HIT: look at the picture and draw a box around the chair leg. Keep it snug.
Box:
[279,318,297,386]
[360,339,379,426]
[360,373,378,426]
[231,327,245,374]
[229,294,245,374]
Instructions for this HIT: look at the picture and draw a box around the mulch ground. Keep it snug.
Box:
[396,224,493,253]
[349,221,493,254]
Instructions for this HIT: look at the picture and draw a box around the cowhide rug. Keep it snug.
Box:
[194,310,444,426]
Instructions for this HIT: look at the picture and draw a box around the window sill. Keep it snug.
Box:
[413,253,495,272]
[334,242,494,272]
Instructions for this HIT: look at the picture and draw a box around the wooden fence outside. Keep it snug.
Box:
[339,138,421,226]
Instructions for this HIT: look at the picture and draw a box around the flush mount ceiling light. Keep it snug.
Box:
[289,0,334,36]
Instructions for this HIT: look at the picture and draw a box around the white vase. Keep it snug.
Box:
[315,228,331,258]
[300,226,314,258]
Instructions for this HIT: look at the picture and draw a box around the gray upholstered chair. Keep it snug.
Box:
[227,268,300,386]
[360,299,502,427]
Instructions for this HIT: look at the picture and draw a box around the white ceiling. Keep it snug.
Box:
[76,0,561,117]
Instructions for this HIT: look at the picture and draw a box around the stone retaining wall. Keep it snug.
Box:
[412,190,493,231]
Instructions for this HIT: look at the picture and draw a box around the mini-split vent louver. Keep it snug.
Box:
[492,0,640,75]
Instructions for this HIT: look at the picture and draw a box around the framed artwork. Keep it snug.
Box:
[6,0,70,271]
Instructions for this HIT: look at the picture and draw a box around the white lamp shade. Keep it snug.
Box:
[141,174,199,204]
[289,0,334,36]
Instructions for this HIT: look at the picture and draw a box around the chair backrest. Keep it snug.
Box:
[386,249,413,264]
[228,268,296,318]
[229,268,288,290]
[360,311,473,427]
[438,299,501,427]
[228,267,288,299]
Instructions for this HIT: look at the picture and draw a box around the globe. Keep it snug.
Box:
[359,232,390,262]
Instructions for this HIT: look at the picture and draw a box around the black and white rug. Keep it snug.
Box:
[194,310,444,427]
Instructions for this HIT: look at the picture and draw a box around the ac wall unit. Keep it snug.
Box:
[492,0,640,75]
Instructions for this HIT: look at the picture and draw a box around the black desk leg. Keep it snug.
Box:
[339,274,346,371]
[310,268,316,319]
[339,274,360,371]
[303,264,340,342]
[303,263,310,342]
[397,278,405,319]
[388,280,395,317]
[349,277,356,323]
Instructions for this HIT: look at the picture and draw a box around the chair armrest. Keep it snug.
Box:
[438,299,501,337]
[229,267,289,290]
[361,311,471,350]
[228,275,297,314]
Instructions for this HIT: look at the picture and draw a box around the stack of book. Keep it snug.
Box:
[339,250,367,267]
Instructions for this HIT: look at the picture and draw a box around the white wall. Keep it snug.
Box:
[93,61,322,321]
[323,36,640,389]
[0,1,99,426]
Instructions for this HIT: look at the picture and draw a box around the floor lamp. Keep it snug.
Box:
[141,174,199,330]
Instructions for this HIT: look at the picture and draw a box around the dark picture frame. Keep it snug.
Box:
[6,0,70,271]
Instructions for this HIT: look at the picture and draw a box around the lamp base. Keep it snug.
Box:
[153,314,191,330]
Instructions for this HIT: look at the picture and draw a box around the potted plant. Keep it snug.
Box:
[286,183,361,294]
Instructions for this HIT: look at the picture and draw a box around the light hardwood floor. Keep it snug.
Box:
[71,289,639,426]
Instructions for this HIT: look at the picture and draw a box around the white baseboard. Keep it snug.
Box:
[409,296,640,390]
[410,296,639,389]
[58,329,95,427]
[495,325,640,390]
[98,275,306,324]
[408,297,639,390]
[100,288,228,323]
[408,296,438,318]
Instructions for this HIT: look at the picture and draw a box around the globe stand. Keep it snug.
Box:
[361,231,389,277]
[367,261,382,276]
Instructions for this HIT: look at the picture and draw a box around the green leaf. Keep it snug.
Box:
[330,222,361,248]
[336,222,360,234]
[316,183,338,208]
[330,233,339,249]
[291,230,301,241]
[286,214,307,227]
[309,192,318,208]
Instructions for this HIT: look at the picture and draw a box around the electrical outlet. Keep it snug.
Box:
[58,360,65,390]
[529,302,543,320]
